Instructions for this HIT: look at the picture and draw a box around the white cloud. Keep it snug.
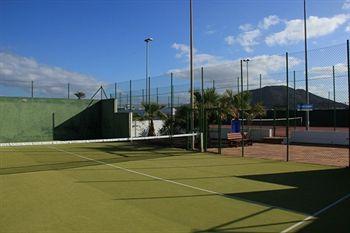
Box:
[343,0,350,9]
[0,52,103,97]
[172,43,222,66]
[239,23,254,31]
[258,15,281,30]
[346,23,350,32]
[266,14,350,46]
[172,43,193,59]
[224,36,235,45]
[170,54,301,91]
[225,15,279,52]
[226,29,261,52]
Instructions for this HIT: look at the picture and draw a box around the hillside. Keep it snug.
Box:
[249,86,348,109]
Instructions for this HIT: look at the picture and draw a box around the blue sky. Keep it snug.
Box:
[0,0,349,97]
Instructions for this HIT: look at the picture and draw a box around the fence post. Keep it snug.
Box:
[332,66,336,131]
[114,83,117,99]
[218,108,222,154]
[67,83,70,99]
[129,80,132,111]
[204,110,208,151]
[201,67,204,134]
[142,89,144,103]
[31,80,34,98]
[148,77,151,104]
[294,71,296,129]
[237,77,240,94]
[259,74,262,130]
[52,112,55,138]
[171,73,174,136]
[347,39,350,168]
[240,60,244,157]
[286,52,290,162]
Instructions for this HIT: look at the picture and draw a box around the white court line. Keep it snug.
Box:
[49,145,306,216]
[51,145,350,233]
[281,193,350,233]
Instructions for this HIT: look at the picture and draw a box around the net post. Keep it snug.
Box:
[200,132,204,152]
[286,52,290,162]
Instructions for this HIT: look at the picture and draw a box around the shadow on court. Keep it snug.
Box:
[193,168,350,233]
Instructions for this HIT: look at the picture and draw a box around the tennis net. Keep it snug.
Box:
[0,133,202,174]
[0,133,201,149]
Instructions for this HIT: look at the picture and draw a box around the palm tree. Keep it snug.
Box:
[220,90,265,122]
[74,91,85,99]
[141,102,167,136]
[194,88,220,109]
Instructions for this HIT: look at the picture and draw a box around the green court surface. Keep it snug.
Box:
[1,142,349,233]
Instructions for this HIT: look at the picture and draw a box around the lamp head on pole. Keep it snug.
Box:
[144,37,153,43]
[243,59,250,63]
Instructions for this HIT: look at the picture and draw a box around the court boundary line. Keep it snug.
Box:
[49,145,308,216]
[280,192,350,233]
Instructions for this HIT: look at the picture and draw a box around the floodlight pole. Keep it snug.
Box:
[189,0,195,149]
[145,37,153,105]
[243,59,250,91]
[304,0,310,130]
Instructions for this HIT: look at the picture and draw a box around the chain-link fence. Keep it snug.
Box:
[1,41,349,167]
[204,41,349,168]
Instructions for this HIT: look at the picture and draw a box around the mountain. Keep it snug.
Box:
[248,86,348,109]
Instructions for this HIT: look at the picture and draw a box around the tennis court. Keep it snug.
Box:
[1,136,349,233]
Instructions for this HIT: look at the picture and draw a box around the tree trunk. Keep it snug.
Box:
[148,119,156,136]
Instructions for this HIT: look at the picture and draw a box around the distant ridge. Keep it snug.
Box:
[248,86,348,109]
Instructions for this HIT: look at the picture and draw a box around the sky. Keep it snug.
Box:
[0,0,349,100]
